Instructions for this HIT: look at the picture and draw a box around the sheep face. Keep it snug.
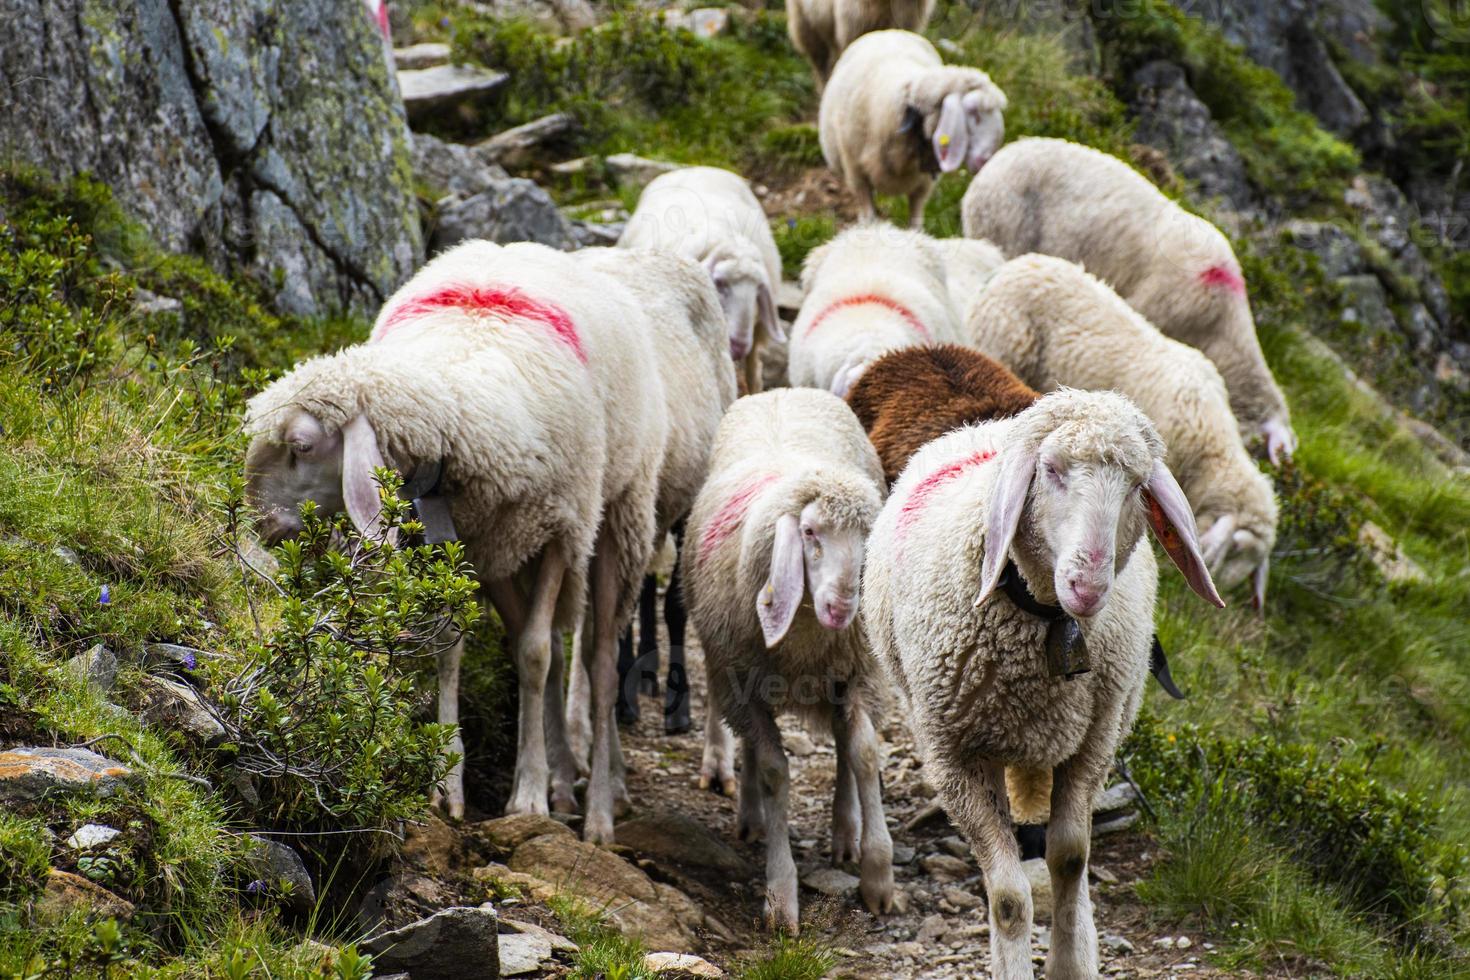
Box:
[1198,512,1272,596]
[758,500,868,647]
[709,257,780,362]
[245,410,347,545]
[932,90,1005,174]
[976,392,1226,619]
[1025,439,1152,619]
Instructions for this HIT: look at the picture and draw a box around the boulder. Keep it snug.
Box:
[401,812,462,877]
[364,906,501,980]
[244,836,316,917]
[1129,61,1254,212]
[64,645,118,692]
[0,0,423,315]
[432,180,575,252]
[476,813,575,854]
[37,870,135,923]
[1022,857,1052,917]
[398,64,509,125]
[412,132,511,198]
[478,113,576,168]
[498,915,578,954]
[509,833,699,949]
[0,747,133,804]
[137,676,226,742]
[496,931,553,976]
[615,809,749,875]
[568,220,626,248]
[1285,220,1366,280]
[644,952,725,977]
[358,872,457,934]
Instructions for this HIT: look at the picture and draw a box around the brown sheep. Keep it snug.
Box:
[845,343,1038,486]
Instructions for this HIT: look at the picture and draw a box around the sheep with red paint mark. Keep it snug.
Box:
[863,389,1226,980]
[960,137,1296,463]
[820,30,1006,227]
[619,166,786,395]
[966,253,1278,600]
[788,223,960,397]
[683,387,892,932]
[243,240,671,836]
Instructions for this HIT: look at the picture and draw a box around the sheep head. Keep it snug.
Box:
[975,390,1225,619]
[756,473,882,647]
[900,67,1007,175]
[705,248,781,361]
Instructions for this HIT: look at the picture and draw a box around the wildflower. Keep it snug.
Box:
[99,584,111,605]
[245,879,266,894]
[181,651,198,671]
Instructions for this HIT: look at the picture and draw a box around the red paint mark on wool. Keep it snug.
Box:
[1198,264,1246,295]
[804,294,930,341]
[699,473,780,562]
[897,449,995,537]
[375,284,587,362]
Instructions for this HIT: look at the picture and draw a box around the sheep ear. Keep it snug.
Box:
[341,414,391,541]
[1143,459,1225,608]
[758,282,786,343]
[975,446,1034,606]
[933,93,969,174]
[757,514,805,648]
[1251,554,1269,613]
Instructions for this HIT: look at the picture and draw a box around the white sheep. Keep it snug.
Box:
[966,253,1277,599]
[557,246,739,795]
[244,240,670,842]
[786,0,935,89]
[961,137,1296,462]
[820,30,1006,228]
[936,236,1005,321]
[619,166,786,395]
[788,223,960,396]
[684,387,893,931]
[863,389,1224,979]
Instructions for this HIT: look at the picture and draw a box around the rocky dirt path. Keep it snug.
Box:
[608,612,1253,979]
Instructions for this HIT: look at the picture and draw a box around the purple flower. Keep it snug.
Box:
[181,651,197,671]
[439,15,450,27]
[245,879,266,894]
[99,585,111,606]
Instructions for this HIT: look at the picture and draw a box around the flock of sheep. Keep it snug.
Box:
[242,5,1296,978]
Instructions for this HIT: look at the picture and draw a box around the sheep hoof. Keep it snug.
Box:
[762,899,799,935]
[721,776,738,797]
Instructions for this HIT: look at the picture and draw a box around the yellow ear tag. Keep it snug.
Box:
[939,134,951,147]
[761,584,774,605]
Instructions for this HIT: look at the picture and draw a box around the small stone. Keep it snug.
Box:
[64,645,118,692]
[1091,782,1138,816]
[497,932,552,976]
[937,835,970,859]
[137,676,225,742]
[132,288,183,320]
[393,42,451,71]
[1101,932,1135,953]
[892,843,916,865]
[1089,863,1119,885]
[0,747,133,804]
[604,152,682,189]
[892,941,926,958]
[1022,858,1052,917]
[365,906,501,980]
[785,730,817,756]
[616,809,748,874]
[477,113,575,168]
[905,801,952,833]
[37,869,134,922]
[143,642,207,674]
[941,886,983,910]
[397,65,509,125]
[1153,935,1177,949]
[67,823,121,850]
[920,853,971,882]
[916,913,947,943]
[245,836,316,917]
[802,867,860,897]
[1175,935,1192,949]
[644,951,724,977]
[497,915,578,953]
[1092,811,1139,837]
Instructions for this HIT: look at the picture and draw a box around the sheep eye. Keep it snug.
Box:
[802,526,816,539]
[1044,462,1066,488]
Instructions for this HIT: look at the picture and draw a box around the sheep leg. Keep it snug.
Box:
[735,734,765,841]
[662,524,691,735]
[834,699,894,915]
[582,543,622,844]
[506,547,567,817]
[543,632,580,814]
[906,184,932,230]
[854,175,878,223]
[700,681,738,796]
[749,706,799,932]
[830,724,861,865]
[431,636,467,819]
[607,696,632,819]
[1044,738,1115,978]
[933,756,1034,980]
[615,625,640,725]
[565,624,591,776]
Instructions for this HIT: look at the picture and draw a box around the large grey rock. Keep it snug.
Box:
[477,113,575,168]
[615,809,749,875]
[432,182,576,252]
[244,836,316,917]
[496,932,552,976]
[1286,220,1366,280]
[364,906,501,980]
[65,645,118,692]
[412,132,510,198]
[1130,61,1254,212]
[0,0,422,315]
[802,867,860,898]
[0,747,133,803]
[38,870,135,923]
[137,676,226,742]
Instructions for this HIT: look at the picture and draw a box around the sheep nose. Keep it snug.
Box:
[730,337,751,361]
[257,511,299,547]
[1064,574,1104,618]
[818,598,856,631]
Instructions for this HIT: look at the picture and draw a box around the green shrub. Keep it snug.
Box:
[760,123,824,173]
[773,214,835,279]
